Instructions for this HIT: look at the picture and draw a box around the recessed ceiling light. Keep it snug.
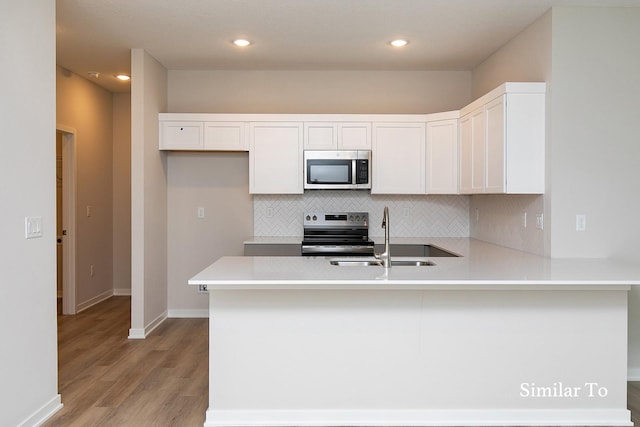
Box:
[233,39,251,47]
[115,74,131,81]
[390,39,409,47]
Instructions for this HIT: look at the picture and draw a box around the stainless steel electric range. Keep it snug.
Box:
[301,212,375,256]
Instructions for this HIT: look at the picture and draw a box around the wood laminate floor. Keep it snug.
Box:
[44,296,640,426]
[43,296,208,426]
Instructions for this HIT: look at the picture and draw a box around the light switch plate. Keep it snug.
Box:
[25,216,43,239]
[576,214,586,232]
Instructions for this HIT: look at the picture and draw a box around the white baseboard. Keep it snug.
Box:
[168,309,209,318]
[113,288,131,296]
[628,368,640,381]
[127,327,146,339]
[204,408,632,427]
[19,394,62,427]
[76,289,113,313]
[128,310,167,340]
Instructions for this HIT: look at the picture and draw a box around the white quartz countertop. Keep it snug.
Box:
[191,239,640,291]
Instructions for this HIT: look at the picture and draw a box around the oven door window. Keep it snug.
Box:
[307,160,352,184]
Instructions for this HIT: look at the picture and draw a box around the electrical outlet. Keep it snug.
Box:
[86,206,92,217]
[403,207,410,217]
[90,265,94,277]
[521,212,527,228]
[576,214,586,232]
[266,207,274,218]
[198,285,208,293]
[197,207,205,218]
[535,214,544,230]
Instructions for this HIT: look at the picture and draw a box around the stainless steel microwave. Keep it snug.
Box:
[304,150,371,190]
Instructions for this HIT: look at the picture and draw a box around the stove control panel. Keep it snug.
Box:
[303,212,369,228]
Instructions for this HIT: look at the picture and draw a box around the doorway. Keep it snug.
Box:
[56,126,77,315]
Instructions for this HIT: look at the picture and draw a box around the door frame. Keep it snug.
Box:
[57,125,77,315]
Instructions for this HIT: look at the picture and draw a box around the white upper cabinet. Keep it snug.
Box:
[372,122,426,194]
[303,122,371,150]
[459,82,545,194]
[159,114,249,151]
[204,122,248,150]
[426,119,458,194]
[459,107,485,194]
[484,97,506,193]
[338,122,371,149]
[487,93,545,193]
[249,122,304,194]
[160,121,204,150]
[303,122,337,149]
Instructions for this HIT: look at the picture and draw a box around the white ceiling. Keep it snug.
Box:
[56,0,640,93]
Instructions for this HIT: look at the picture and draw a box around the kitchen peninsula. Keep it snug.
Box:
[189,239,640,427]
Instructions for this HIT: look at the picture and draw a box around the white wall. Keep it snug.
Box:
[549,7,640,259]
[168,70,471,114]
[130,49,168,337]
[113,93,132,294]
[472,11,552,99]
[167,152,253,316]
[0,0,61,425]
[57,66,115,307]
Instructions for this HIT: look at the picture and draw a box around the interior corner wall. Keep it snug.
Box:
[471,10,552,99]
[56,66,114,308]
[113,93,131,294]
[0,0,61,425]
[130,49,168,338]
[469,10,552,255]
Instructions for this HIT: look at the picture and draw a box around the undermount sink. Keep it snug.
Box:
[330,258,435,267]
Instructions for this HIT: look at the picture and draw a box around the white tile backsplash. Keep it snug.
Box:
[469,194,544,255]
[253,192,470,238]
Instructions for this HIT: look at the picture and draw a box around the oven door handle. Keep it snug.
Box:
[301,245,375,255]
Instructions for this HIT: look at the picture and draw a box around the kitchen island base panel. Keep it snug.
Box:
[205,289,630,427]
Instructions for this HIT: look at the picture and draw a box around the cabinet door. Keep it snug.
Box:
[470,108,486,194]
[250,122,303,194]
[458,114,473,194]
[485,96,506,193]
[459,108,485,194]
[204,122,248,151]
[304,122,337,150]
[426,119,458,194]
[160,121,204,150]
[372,123,425,194]
[338,122,371,150]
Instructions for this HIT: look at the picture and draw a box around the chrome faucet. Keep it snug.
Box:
[375,206,391,268]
